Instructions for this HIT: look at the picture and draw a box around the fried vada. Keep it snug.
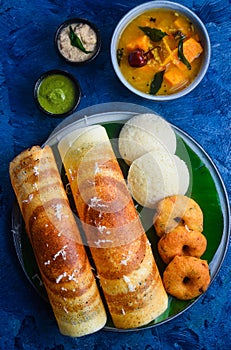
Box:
[154,195,203,237]
[163,255,210,300]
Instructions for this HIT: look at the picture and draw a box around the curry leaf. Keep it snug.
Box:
[178,37,191,70]
[139,26,167,42]
[69,26,93,54]
[150,70,165,95]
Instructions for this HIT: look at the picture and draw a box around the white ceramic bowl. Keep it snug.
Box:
[110,1,211,101]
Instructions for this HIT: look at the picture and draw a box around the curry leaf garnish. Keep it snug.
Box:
[117,48,124,66]
[178,37,191,70]
[69,26,93,54]
[150,70,165,95]
[139,26,167,42]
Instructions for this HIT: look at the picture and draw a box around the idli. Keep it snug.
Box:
[119,113,177,165]
[173,155,190,195]
[127,149,179,209]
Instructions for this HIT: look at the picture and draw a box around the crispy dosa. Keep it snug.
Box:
[9,145,106,337]
[58,125,168,329]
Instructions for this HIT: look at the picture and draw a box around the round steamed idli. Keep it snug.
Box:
[119,113,177,165]
[127,149,179,209]
[173,155,190,195]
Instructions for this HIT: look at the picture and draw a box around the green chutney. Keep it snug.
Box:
[37,74,77,115]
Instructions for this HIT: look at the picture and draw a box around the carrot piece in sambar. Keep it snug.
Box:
[126,35,150,51]
[182,38,203,63]
[164,66,187,86]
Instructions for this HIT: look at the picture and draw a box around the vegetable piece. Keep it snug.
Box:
[126,35,150,51]
[182,38,203,63]
[164,66,187,86]
[178,37,191,70]
[69,26,93,54]
[171,37,203,71]
[139,26,167,42]
[150,70,165,95]
[159,37,173,65]
[171,50,188,71]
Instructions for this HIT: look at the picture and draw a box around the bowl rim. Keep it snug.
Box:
[34,69,81,118]
[54,17,101,65]
[110,0,211,101]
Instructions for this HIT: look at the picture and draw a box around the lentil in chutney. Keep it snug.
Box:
[117,9,203,95]
[37,74,77,115]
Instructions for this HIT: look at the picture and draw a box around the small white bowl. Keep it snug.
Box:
[110,1,211,101]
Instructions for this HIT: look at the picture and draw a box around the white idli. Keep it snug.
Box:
[173,155,190,195]
[127,149,179,209]
[119,113,177,165]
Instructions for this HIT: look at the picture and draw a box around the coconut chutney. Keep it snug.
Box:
[58,23,97,62]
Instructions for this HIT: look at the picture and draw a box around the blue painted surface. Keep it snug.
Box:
[0,0,230,349]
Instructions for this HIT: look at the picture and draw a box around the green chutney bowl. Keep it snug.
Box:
[34,69,81,118]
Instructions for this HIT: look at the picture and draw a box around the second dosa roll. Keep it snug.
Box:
[58,125,168,329]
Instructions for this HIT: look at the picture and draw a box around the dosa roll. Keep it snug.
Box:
[58,125,168,329]
[9,145,107,337]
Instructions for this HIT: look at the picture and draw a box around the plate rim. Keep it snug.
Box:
[12,102,231,332]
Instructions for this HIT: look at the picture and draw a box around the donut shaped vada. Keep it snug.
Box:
[154,195,203,237]
[158,226,207,264]
[163,256,210,300]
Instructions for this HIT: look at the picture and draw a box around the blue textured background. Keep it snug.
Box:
[0,0,230,349]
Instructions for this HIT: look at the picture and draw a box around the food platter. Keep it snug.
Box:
[11,102,230,331]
